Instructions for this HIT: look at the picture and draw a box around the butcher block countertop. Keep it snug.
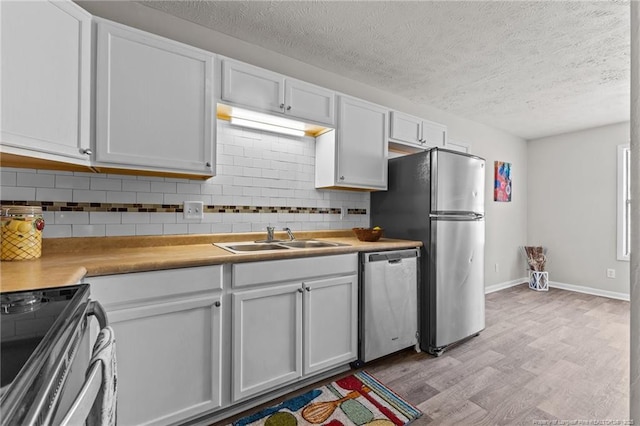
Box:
[1,230,422,292]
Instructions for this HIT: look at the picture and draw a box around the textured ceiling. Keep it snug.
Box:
[140,1,630,140]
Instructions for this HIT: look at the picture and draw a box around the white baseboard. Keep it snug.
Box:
[549,281,630,301]
[485,277,630,301]
[485,277,527,294]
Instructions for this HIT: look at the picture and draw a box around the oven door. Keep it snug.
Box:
[0,286,113,426]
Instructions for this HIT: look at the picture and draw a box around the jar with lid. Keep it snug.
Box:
[1,206,45,260]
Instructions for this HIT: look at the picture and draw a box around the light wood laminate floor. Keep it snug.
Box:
[222,284,629,425]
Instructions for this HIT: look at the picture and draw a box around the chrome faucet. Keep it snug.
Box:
[266,226,275,242]
[283,227,296,241]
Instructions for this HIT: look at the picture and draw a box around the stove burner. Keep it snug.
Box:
[1,292,44,314]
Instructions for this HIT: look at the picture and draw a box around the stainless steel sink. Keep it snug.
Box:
[225,243,291,252]
[278,240,348,249]
[214,239,349,254]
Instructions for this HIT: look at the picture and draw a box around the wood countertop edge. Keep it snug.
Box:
[2,237,422,293]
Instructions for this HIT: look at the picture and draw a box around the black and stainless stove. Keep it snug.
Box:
[1,287,83,390]
[0,284,109,425]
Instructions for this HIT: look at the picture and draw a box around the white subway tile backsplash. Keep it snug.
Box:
[163,194,212,205]
[187,223,212,234]
[18,172,55,188]
[73,190,106,203]
[43,224,72,238]
[122,180,151,192]
[176,183,202,194]
[72,224,106,237]
[55,175,90,189]
[1,171,17,186]
[91,177,122,191]
[3,186,36,200]
[106,224,136,236]
[90,212,122,224]
[222,144,244,157]
[152,212,178,224]
[136,224,163,235]
[200,184,222,195]
[2,121,369,237]
[55,211,89,225]
[150,182,177,193]
[106,191,136,204]
[122,212,150,224]
[163,223,189,235]
[232,223,252,233]
[242,167,261,178]
[233,176,253,187]
[136,192,164,204]
[210,223,233,234]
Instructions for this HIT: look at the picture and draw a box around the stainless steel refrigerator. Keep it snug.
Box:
[371,147,485,356]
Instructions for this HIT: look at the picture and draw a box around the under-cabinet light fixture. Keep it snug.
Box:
[228,107,306,137]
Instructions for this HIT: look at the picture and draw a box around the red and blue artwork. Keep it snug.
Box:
[494,161,512,202]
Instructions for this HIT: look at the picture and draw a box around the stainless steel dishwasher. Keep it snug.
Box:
[358,248,420,363]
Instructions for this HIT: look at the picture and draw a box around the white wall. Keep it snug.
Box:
[65,1,529,287]
[527,122,630,296]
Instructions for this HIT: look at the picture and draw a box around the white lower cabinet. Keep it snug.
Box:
[231,254,358,402]
[303,275,358,375]
[89,266,223,426]
[232,283,303,401]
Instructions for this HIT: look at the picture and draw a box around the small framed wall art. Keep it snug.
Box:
[494,161,512,202]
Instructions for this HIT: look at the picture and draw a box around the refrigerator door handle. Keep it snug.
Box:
[429,212,484,220]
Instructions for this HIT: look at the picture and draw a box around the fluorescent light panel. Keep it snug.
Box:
[228,106,307,136]
[230,117,306,137]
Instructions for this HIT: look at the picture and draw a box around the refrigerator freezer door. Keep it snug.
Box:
[432,150,485,214]
[431,219,485,349]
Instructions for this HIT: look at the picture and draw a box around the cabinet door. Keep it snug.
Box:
[1,0,91,162]
[421,119,447,148]
[446,138,471,153]
[284,79,335,125]
[232,283,302,401]
[104,294,223,426]
[221,59,284,114]
[303,274,358,375]
[337,96,388,190]
[389,111,422,146]
[95,20,215,175]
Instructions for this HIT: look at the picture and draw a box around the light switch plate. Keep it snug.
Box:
[184,201,204,220]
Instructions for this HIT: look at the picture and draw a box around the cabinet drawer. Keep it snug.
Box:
[233,254,357,288]
[89,265,223,307]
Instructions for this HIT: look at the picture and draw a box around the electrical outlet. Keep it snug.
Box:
[183,201,204,220]
[607,268,616,279]
[494,263,499,273]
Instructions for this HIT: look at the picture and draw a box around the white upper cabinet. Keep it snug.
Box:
[221,59,284,114]
[221,59,335,126]
[0,0,92,163]
[446,138,472,153]
[316,96,388,190]
[95,20,215,177]
[284,78,335,125]
[389,111,447,149]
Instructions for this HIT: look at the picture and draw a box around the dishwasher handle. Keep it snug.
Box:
[367,249,419,263]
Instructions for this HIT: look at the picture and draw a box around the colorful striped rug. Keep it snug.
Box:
[233,371,422,426]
